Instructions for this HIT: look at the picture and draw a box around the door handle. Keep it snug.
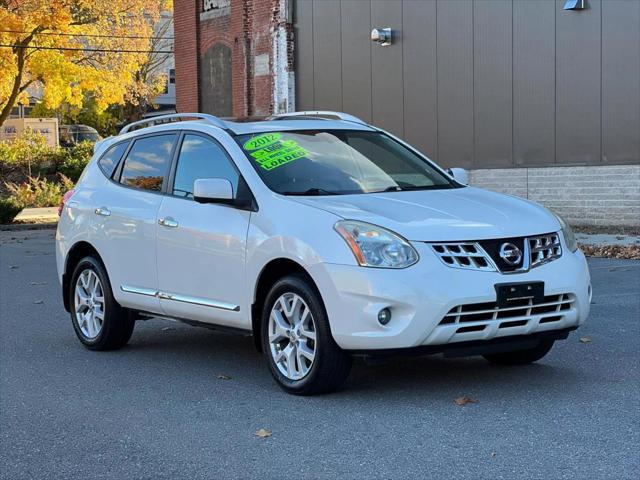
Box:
[94,207,111,217]
[158,217,179,228]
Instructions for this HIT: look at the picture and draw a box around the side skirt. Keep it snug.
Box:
[134,311,252,337]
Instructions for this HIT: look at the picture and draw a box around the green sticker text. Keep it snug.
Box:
[243,133,282,151]
[249,138,309,171]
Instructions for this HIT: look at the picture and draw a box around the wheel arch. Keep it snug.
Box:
[251,258,324,352]
[62,241,107,312]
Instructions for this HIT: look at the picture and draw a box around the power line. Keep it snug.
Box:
[0,30,174,40]
[0,44,173,54]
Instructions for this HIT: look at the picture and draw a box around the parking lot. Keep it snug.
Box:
[1,229,638,480]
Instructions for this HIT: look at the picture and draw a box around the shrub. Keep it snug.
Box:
[57,141,93,182]
[0,132,93,197]
[0,197,22,224]
[0,129,54,177]
[4,175,74,209]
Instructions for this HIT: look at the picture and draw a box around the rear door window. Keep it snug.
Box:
[119,134,177,192]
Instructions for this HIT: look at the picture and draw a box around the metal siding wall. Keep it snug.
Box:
[555,0,602,165]
[473,0,513,168]
[294,0,314,111]
[602,0,640,165]
[436,0,474,169]
[371,1,404,137]
[312,0,342,111]
[341,0,373,123]
[513,0,556,167]
[293,0,639,169]
[402,0,438,159]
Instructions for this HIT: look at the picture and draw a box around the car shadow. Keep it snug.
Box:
[113,320,582,401]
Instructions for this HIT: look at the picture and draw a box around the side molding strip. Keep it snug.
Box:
[120,284,157,297]
[120,285,240,312]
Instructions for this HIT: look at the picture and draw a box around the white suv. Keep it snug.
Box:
[56,112,591,394]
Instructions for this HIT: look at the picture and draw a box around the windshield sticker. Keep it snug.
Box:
[243,133,282,151]
[248,138,309,171]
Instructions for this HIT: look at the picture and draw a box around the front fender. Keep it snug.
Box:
[245,195,357,305]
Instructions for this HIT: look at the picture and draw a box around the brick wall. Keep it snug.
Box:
[174,0,286,118]
[174,0,200,112]
[470,165,640,227]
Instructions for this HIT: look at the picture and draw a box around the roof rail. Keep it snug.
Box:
[119,113,227,135]
[267,111,367,125]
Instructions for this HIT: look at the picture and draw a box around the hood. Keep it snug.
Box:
[289,187,560,241]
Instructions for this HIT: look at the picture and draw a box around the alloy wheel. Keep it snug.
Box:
[74,269,105,339]
[268,292,317,380]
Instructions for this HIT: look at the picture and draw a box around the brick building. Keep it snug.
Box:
[174,0,639,227]
[174,0,293,118]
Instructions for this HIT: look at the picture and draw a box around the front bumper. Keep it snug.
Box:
[310,243,591,350]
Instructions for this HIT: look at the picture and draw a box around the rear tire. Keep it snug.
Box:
[261,274,352,395]
[69,256,134,351]
[483,339,554,365]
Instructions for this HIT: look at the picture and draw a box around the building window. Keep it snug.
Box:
[201,0,230,18]
[203,0,230,13]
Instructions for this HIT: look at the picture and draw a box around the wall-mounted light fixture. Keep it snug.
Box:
[371,28,392,46]
[564,0,586,10]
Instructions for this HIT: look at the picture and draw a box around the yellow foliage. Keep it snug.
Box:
[0,0,172,122]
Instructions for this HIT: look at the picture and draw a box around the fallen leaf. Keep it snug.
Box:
[579,336,592,343]
[454,396,478,406]
[161,326,175,332]
[33,300,43,304]
[30,281,47,286]
[254,428,272,438]
[579,244,640,260]
[9,265,18,269]
[491,452,497,458]
[217,374,231,380]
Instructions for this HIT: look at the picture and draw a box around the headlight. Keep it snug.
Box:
[334,220,419,268]
[553,212,578,252]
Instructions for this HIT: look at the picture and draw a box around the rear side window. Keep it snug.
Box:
[98,143,128,178]
[172,134,239,198]
[119,134,176,192]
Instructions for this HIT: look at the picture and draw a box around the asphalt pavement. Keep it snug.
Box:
[1,229,638,479]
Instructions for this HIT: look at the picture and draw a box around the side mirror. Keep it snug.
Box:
[446,167,469,185]
[193,178,234,204]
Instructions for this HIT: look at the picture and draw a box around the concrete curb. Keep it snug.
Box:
[13,207,59,224]
[0,222,57,231]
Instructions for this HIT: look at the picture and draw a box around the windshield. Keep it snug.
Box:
[74,127,101,143]
[236,130,457,195]
[75,132,100,142]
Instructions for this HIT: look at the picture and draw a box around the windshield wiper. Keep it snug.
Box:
[281,188,341,196]
[372,186,402,193]
[393,185,442,191]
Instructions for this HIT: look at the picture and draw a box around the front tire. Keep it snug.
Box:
[483,339,555,365]
[69,256,134,351]
[261,274,352,395]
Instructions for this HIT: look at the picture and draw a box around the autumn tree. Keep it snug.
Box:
[0,0,171,126]
[122,12,173,122]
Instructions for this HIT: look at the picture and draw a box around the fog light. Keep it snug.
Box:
[378,308,392,325]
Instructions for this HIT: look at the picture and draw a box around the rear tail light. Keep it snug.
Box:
[58,189,76,216]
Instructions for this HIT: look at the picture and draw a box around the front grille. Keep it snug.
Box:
[439,293,574,327]
[431,243,494,271]
[529,233,562,268]
[477,237,527,273]
[430,232,563,273]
